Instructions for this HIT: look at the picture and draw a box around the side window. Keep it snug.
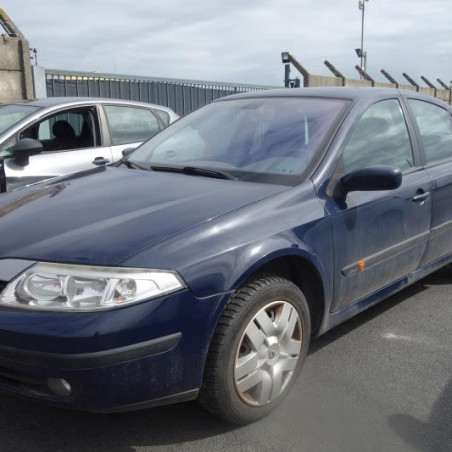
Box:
[19,109,97,152]
[408,99,452,165]
[343,99,414,173]
[104,106,160,146]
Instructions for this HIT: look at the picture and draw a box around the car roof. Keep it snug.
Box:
[5,97,177,115]
[216,87,448,105]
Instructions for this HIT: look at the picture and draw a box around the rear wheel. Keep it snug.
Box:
[199,275,311,424]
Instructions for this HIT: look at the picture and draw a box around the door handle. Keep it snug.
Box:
[412,191,430,203]
[93,157,110,166]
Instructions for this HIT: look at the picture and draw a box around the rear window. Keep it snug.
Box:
[104,106,160,145]
[408,99,452,164]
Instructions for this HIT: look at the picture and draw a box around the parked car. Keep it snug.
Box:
[0,97,178,191]
[0,88,451,424]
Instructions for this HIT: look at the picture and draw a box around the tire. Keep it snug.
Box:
[199,275,311,424]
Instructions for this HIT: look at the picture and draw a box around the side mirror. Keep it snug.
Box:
[122,147,136,158]
[13,138,43,167]
[340,165,402,194]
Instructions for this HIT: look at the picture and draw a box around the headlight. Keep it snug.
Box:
[0,262,186,311]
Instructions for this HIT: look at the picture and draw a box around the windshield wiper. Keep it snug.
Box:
[117,159,148,170]
[150,165,236,180]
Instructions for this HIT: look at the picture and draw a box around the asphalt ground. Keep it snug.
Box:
[0,268,450,452]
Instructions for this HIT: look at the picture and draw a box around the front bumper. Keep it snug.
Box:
[0,289,229,412]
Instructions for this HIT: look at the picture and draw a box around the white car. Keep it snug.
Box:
[0,97,178,191]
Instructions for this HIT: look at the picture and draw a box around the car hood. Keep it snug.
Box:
[0,166,287,266]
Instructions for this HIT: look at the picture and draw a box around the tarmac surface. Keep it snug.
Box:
[0,268,451,451]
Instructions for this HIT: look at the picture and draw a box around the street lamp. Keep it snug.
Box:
[281,52,290,64]
[280,52,300,88]
[358,0,369,73]
[355,47,366,73]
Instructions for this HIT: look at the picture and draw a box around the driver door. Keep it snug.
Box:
[326,98,431,312]
[4,106,112,191]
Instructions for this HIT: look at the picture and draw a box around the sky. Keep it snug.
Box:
[2,0,451,88]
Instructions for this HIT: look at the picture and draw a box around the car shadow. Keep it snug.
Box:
[308,267,448,355]
[413,265,452,286]
[0,395,240,451]
[387,378,452,451]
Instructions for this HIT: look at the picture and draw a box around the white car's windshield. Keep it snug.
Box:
[129,97,348,185]
[0,104,40,135]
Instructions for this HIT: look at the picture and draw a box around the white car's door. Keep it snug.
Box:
[3,106,113,190]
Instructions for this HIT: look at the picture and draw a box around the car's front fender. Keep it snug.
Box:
[121,182,333,309]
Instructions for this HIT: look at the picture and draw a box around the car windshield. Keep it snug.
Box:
[129,97,348,185]
[0,104,40,135]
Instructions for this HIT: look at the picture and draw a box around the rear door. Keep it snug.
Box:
[326,98,432,311]
[3,106,112,190]
[405,98,452,265]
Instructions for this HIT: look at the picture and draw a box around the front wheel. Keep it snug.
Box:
[199,275,311,424]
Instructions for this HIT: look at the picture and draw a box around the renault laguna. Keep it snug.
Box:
[0,88,451,424]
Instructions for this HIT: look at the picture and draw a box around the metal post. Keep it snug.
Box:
[284,64,291,88]
[381,69,399,87]
[402,73,419,90]
[359,0,369,73]
[360,2,365,71]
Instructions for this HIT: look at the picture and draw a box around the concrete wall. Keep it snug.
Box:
[307,74,344,87]
[374,82,397,89]
[345,79,372,88]
[0,9,34,102]
[418,87,435,97]
[292,55,451,105]
[398,84,418,92]
[306,74,451,105]
[437,89,452,104]
[32,65,46,98]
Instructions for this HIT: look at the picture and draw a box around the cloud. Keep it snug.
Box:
[2,0,451,86]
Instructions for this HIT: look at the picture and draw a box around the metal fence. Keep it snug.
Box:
[45,69,277,116]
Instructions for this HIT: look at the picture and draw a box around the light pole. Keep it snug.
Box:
[29,48,38,66]
[358,0,369,72]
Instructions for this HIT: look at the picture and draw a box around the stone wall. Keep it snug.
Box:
[0,9,34,102]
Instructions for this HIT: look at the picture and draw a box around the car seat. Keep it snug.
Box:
[52,120,77,150]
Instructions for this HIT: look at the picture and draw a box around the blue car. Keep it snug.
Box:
[0,88,451,424]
